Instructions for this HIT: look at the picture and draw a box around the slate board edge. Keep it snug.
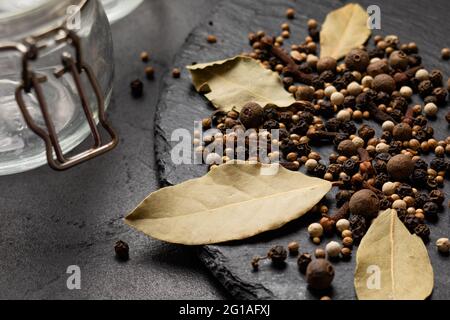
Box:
[154,7,274,300]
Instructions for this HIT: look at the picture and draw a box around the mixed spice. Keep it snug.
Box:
[191,7,450,292]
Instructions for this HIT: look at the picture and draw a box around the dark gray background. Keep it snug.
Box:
[0,0,227,299]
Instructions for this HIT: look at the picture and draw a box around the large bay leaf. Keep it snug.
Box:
[125,163,331,245]
[187,56,295,112]
[354,209,434,300]
[320,3,371,60]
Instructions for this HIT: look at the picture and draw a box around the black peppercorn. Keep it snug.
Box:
[333,133,350,147]
[414,224,430,240]
[318,100,334,118]
[412,169,428,187]
[429,189,445,205]
[408,54,421,66]
[115,240,130,261]
[379,196,392,210]
[433,87,448,105]
[267,245,287,265]
[418,80,434,98]
[423,202,439,217]
[319,70,336,83]
[290,120,309,135]
[325,118,341,132]
[263,119,279,130]
[375,153,391,162]
[373,160,388,174]
[388,140,403,154]
[429,70,443,87]
[403,215,421,234]
[374,173,390,189]
[297,253,312,274]
[415,192,430,208]
[342,95,356,109]
[340,121,357,135]
[345,48,370,72]
[358,124,375,141]
[264,107,279,121]
[333,72,356,91]
[130,79,143,98]
[312,163,327,178]
[350,215,367,244]
[343,159,359,175]
[430,158,448,172]
[397,183,413,198]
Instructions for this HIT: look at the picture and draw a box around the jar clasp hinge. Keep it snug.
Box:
[14,29,118,171]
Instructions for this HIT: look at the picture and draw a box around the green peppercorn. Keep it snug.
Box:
[240,102,264,128]
[306,259,335,290]
[344,49,369,72]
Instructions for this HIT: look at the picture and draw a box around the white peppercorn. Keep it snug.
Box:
[347,81,362,96]
[305,159,318,171]
[336,109,351,122]
[330,92,345,105]
[308,223,324,238]
[361,75,373,88]
[382,182,397,195]
[325,241,341,258]
[352,136,365,148]
[324,85,337,97]
[392,199,407,210]
[375,142,390,153]
[399,86,413,99]
[424,103,438,117]
[415,69,429,81]
[336,219,350,232]
[382,120,395,132]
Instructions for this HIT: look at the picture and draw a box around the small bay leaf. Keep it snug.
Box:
[320,3,371,60]
[354,209,434,300]
[125,163,331,245]
[187,56,295,112]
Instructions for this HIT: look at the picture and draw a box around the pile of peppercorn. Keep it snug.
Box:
[196,18,450,254]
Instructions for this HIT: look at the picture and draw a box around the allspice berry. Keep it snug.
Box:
[344,49,369,72]
[387,154,414,181]
[316,56,337,73]
[306,259,335,290]
[372,74,396,94]
[367,60,389,77]
[392,123,412,141]
[349,189,380,218]
[337,139,358,157]
[240,102,264,128]
[389,50,409,70]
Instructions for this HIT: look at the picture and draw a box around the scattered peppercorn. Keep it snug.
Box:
[140,51,150,62]
[115,240,129,261]
[130,79,143,98]
[441,48,450,60]
[207,35,217,43]
[286,8,295,19]
[288,241,300,255]
[267,245,287,265]
[172,68,181,78]
[145,66,155,80]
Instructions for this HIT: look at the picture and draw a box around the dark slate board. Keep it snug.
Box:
[155,0,450,299]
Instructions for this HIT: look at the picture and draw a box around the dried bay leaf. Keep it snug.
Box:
[187,56,295,112]
[125,163,331,245]
[354,209,434,300]
[320,3,371,60]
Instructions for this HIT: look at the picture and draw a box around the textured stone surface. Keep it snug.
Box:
[155,0,450,299]
[0,0,228,299]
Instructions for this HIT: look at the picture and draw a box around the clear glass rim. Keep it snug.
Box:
[0,0,65,21]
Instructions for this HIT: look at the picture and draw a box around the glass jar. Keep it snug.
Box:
[0,0,117,175]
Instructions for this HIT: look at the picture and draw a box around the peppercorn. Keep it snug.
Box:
[115,240,129,261]
[441,48,450,60]
[430,157,448,172]
[267,245,287,265]
[140,51,150,62]
[311,163,327,178]
[433,87,448,105]
[288,241,300,255]
[387,154,414,181]
[389,50,409,70]
[306,259,335,290]
[418,80,433,98]
[130,79,143,98]
[414,224,430,240]
[207,35,217,43]
[429,189,445,205]
[429,70,443,87]
[349,215,367,243]
[297,253,312,274]
[402,215,421,234]
[423,201,439,218]
[335,190,352,208]
[263,119,279,130]
[286,8,295,19]
[397,183,413,198]
[372,74,396,94]
[345,49,369,72]
[436,238,450,254]
[349,189,380,218]
[319,217,335,234]
[325,241,341,258]
[172,68,181,78]
[315,248,326,259]
[358,124,376,141]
